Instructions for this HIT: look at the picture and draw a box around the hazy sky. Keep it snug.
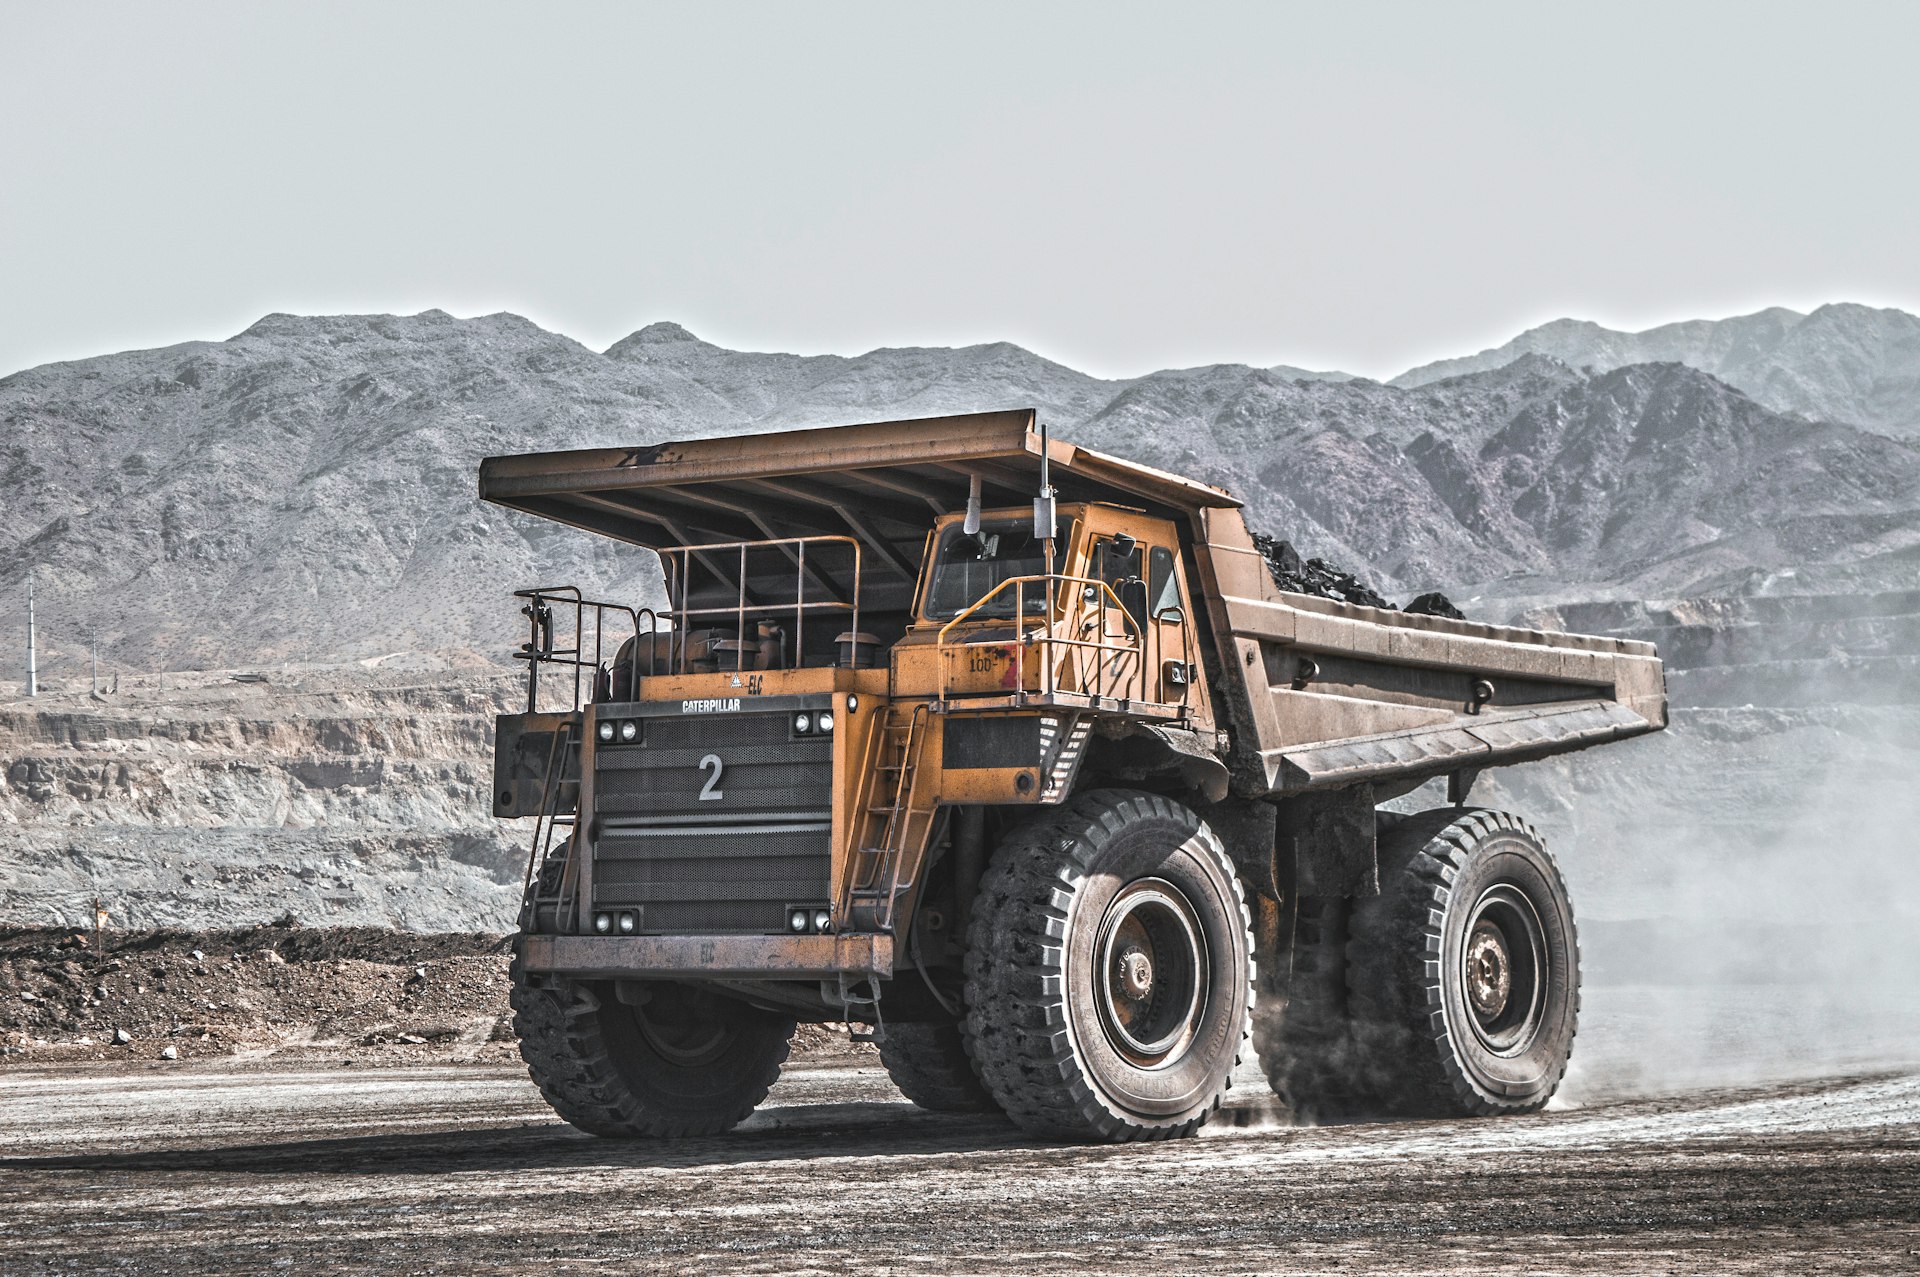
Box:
[4,1,1917,381]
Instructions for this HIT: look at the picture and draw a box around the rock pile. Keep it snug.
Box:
[0,925,867,1065]
[1404,591,1467,620]
[1251,534,1466,618]
[0,925,513,1062]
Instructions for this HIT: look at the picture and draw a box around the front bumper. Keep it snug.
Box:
[516,932,895,979]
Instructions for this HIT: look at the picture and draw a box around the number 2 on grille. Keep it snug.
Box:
[698,753,725,801]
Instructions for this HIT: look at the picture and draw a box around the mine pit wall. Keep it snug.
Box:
[3,587,1915,949]
[1519,590,1920,708]
[0,676,530,932]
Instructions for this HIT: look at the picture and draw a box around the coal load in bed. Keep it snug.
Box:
[1251,534,1465,619]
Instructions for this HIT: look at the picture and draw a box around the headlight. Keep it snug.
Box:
[788,909,809,933]
[617,912,636,934]
[593,912,613,934]
[618,720,639,743]
[596,720,615,743]
[812,909,832,933]
[847,694,858,712]
[817,712,834,734]
[793,713,812,734]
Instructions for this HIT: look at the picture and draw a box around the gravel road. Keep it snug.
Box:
[3,1051,1917,1276]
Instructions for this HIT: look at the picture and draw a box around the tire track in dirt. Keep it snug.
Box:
[2,1060,1916,1275]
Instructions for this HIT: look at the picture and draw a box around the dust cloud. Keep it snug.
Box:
[1487,696,1920,1104]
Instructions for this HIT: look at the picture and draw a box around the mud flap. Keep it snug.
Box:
[1277,783,1378,897]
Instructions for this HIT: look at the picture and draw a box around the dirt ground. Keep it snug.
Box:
[1,1059,1916,1275]
[3,929,1918,1274]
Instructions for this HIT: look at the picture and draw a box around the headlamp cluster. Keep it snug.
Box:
[788,906,833,934]
[595,718,641,744]
[792,711,834,736]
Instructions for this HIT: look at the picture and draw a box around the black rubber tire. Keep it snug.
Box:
[1256,893,1374,1123]
[963,788,1254,1142]
[510,948,795,1138]
[1344,807,1580,1117]
[877,1021,1001,1114]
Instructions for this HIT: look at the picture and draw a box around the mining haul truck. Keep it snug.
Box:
[480,409,1666,1143]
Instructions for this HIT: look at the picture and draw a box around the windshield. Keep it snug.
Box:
[923,521,1050,619]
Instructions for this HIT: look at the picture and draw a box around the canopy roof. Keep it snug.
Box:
[478,409,1239,564]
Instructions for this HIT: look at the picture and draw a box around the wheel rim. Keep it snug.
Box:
[1460,883,1547,1054]
[633,990,733,1068]
[1094,878,1209,1068]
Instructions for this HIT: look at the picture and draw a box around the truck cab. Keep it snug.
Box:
[900,501,1211,724]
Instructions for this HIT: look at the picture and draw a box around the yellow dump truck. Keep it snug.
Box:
[480,409,1665,1142]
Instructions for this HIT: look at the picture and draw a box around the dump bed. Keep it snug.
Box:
[480,408,1665,798]
[1194,507,1666,797]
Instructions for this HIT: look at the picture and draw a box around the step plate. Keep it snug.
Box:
[518,933,895,979]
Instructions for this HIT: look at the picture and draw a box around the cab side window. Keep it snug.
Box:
[1095,538,1142,589]
[1147,545,1181,618]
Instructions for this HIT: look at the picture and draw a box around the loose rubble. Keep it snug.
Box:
[0,925,516,1064]
[1253,533,1467,618]
[1404,590,1468,620]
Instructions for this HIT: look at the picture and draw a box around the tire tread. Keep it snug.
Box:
[1344,807,1580,1118]
[509,948,792,1138]
[878,1021,1001,1114]
[962,789,1254,1142]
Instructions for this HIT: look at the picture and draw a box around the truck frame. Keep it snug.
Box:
[480,409,1666,1141]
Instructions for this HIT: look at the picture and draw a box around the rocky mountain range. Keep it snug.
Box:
[2,306,1916,967]
[6,306,1920,678]
[1394,303,1920,441]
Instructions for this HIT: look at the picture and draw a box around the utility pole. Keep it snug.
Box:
[24,573,37,698]
[91,627,100,697]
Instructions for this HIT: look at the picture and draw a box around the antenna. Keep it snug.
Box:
[1034,421,1057,580]
[24,572,37,698]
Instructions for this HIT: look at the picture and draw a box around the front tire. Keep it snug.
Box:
[510,950,795,1138]
[878,1021,1000,1113]
[1344,807,1580,1117]
[963,789,1254,1142]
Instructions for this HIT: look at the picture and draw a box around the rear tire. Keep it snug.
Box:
[510,949,795,1138]
[963,789,1254,1142]
[1257,893,1372,1122]
[1344,807,1580,1117]
[878,1021,1000,1113]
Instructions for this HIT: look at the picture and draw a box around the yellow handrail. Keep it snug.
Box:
[933,572,1134,639]
[935,573,1146,703]
[657,533,864,670]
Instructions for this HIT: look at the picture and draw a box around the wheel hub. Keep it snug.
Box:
[1116,947,1155,1000]
[1094,878,1208,1068]
[1466,923,1511,1018]
[1459,882,1550,1055]
[634,989,733,1068]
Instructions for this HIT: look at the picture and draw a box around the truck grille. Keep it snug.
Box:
[591,707,832,934]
